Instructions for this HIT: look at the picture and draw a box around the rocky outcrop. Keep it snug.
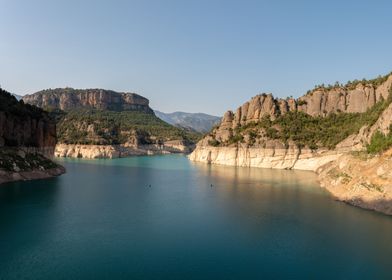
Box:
[212,74,392,143]
[0,89,57,155]
[192,72,392,159]
[188,143,343,171]
[0,105,56,157]
[22,88,199,155]
[23,88,153,113]
[189,72,392,215]
[55,140,194,159]
[0,89,65,184]
[0,148,65,185]
[317,149,392,215]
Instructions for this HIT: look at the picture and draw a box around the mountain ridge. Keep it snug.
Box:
[154,110,220,133]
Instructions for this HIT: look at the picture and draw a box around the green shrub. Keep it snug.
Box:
[367,130,392,154]
[56,109,201,145]
[208,139,220,147]
[222,86,392,149]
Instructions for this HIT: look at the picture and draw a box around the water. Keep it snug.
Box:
[0,155,391,279]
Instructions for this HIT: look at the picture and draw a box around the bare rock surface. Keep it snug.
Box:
[23,88,153,113]
[189,72,392,215]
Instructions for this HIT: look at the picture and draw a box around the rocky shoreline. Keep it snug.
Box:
[0,166,65,185]
[55,141,195,159]
[317,150,392,215]
[0,148,66,185]
[189,147,392,215]
[188,143,346,171]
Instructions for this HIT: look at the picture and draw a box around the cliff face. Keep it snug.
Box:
[192,73,392,148]
[23,88,153,113]
[189,72,392,214]
[55,141,194,159]
[22,88,200,158]
[213,74,392,143]
[0,89,65,184]
[0,89,57,155]
[229,74,392,128]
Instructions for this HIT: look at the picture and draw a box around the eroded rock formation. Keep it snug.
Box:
[189,72,392,215]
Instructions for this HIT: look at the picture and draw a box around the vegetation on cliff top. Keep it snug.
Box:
[220,87,392,150]
[307,72,392,94]
[56,109,201,145]
[0,88,47,119]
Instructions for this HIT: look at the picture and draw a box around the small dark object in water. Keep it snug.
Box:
[149,184,151,187]
[210,184,213,187]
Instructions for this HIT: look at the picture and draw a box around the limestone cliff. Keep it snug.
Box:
[23,88,200,158]
[190,72,392,164]
[55,141,194,159]
[23,88,153,113]
[0,89,65,184]
[189,72,392,215]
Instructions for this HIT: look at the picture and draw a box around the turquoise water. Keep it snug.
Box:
[0,155,391,279]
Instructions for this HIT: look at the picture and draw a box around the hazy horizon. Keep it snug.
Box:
[1,0,392,115]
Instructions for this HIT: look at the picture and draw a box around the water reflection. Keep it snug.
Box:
[0,155,391,279]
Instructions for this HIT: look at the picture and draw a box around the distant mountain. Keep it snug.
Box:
[154,111,221,133]
[12,93,22,100]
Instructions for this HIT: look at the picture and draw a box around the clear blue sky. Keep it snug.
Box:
[1,0,391,115]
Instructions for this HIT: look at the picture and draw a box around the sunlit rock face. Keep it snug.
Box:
[23,88,153,113]
[190,73,392,170]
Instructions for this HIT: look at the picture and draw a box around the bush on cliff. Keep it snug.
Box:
[0,88,46,119]
[367,129,392,154]
[223,87,392,149]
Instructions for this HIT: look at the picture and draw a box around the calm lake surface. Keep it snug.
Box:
[0,155,391,279]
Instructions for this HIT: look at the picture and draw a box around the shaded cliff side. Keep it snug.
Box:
[0,89,65,184]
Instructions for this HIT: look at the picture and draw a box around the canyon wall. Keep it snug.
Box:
[23,88,153,113]
[190,73,392,167]
[0,89,65,184]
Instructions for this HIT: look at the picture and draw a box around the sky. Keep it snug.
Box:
[1,0,391,116]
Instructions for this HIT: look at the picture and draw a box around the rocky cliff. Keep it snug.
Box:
[1,89,57,155]
[191,72,392,157]
[55,141,194,159]
[0,88,65,184]
[23,88,153,113]
[23,88,200,158]
[317,149,392,215]
[189,72,392,215]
